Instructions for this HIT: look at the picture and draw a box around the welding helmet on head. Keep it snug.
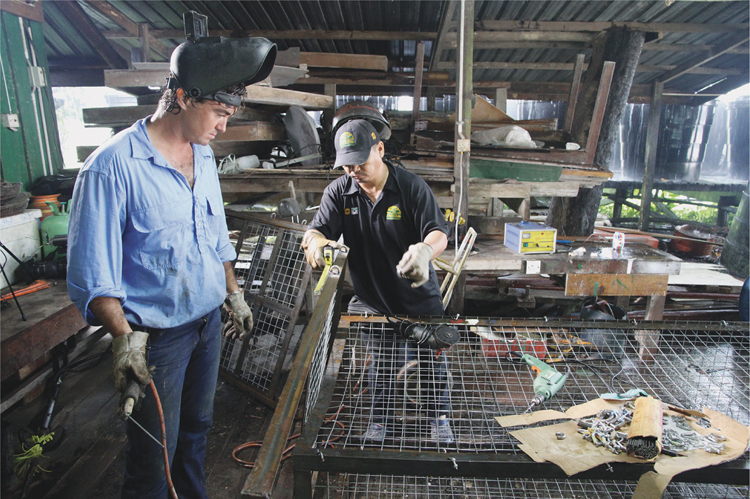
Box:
[169,37,277,107]
[332,100,392,141]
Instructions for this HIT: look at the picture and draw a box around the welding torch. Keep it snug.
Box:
[508,351,568,413]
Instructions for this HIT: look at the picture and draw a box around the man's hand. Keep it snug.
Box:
[301,230,344,269]
[397,242,434,288]
[225,291,254,340]
[112,331,152,393]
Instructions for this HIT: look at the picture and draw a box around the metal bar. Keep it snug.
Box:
[241,252,349,498]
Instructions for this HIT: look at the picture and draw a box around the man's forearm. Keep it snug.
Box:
[224,261,240,294]
[89,296,132,338]
[424,230,448,260]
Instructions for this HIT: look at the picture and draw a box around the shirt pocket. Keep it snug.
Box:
[131,205,192,270]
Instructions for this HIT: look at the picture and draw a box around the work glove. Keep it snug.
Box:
[112,331,152,393]
[301,230,344,269]
[225,291,254,340]
[397,242,434,288]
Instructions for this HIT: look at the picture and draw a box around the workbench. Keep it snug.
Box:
[0,281,105,413]
[441,240,682,320]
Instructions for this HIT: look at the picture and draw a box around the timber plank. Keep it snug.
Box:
[82,105,276,128]
[565,274,668,297]
[301,52,387,71]
[1,284,87,382]
[243,86,333,110]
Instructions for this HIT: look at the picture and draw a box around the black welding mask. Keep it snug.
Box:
[169,37,277,107]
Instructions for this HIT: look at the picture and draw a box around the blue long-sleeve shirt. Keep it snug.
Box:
[67,118,237,329]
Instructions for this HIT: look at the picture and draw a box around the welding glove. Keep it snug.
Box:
[397,242,434,288]
[225,291,254,340]
[301,230,344,269]
[112,331,152,393]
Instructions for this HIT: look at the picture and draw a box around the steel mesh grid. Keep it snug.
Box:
[314,473,748,499]
[264,230,307,307]
[314,321,750,452]
[305,290,338,424]
[232,224,278,295]
[231,307,290,391]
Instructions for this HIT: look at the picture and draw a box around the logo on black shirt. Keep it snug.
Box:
[345,207,359,215]
[386,205,402,220]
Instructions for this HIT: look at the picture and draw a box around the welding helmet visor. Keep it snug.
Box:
[169,37,277,107]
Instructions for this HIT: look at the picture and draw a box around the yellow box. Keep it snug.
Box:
[504,222,557,254]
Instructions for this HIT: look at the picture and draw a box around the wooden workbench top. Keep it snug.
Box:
[440,239,682,276]
[1,280,87,381]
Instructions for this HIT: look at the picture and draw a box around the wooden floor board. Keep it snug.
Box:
[3,356,293,498]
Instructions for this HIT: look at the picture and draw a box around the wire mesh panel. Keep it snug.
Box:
[218,213,311,404]
[314,320,750,451]
[306,289,338,423]
[293,319,749,497]
[314,473,749,499]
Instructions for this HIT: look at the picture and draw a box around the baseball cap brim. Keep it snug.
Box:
[334,148,372,169]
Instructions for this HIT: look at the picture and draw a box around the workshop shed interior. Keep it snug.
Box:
[0,1,748,498]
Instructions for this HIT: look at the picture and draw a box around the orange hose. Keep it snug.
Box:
[150,380,179,499]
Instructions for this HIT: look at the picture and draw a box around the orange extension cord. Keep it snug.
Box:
[149,380,179,499]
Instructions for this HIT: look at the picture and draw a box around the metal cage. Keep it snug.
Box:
[219,212,311,405]
[293,318,750,498]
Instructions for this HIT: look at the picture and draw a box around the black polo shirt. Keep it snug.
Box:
[310,161,449,316]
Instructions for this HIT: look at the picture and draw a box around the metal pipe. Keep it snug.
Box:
[18,17,48,176]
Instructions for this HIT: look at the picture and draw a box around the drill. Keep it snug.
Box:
[510,351,567,413]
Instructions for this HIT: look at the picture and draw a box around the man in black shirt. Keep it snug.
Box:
[302,119,454,443]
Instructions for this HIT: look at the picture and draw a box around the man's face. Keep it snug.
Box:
[342,143,384,187]
[179,96,236,146]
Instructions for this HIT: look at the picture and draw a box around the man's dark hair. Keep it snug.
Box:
[158,79,247,114]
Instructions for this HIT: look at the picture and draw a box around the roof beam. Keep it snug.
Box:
[84,1,171,59]
[55,1,127,70]
[477,21,749,33]
[141,29,436,42]
[437,60,742,76]
[658,32,750,83]
[429,0,458,72]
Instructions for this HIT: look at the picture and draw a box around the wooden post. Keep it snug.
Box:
[427,87,437,112]
[639,81,663,232]
[138,23,150,63]
[448,0,473,316]
[563,53,586,133]
[494,87,507,112]
[412,42,425,123]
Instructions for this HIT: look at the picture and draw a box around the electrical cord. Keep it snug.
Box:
[149,380,178,499]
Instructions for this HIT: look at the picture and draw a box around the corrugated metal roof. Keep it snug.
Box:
[37,0,749,98]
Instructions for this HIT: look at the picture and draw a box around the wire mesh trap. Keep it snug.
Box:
[219,213,311,404]
[293,318,750,498]
[313,473,749,499]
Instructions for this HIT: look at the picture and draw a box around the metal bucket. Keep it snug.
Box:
[655,104,715,181]
[720,190,749,279]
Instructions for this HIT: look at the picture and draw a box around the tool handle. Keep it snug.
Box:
[119,379,142,421]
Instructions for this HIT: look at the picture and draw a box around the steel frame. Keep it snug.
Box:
[292,317,750,498]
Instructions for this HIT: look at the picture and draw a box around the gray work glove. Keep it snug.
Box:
[301,230,344,269]
[397,242,434,288]
[112,331,152,393]
[225,291,254,340]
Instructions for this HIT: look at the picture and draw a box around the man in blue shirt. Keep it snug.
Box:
[302,119,454,444]
[67,37,275,499]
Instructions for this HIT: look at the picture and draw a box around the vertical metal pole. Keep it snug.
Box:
[412,42,425,123]
[640,81,663,232]
[449,0,472,314]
